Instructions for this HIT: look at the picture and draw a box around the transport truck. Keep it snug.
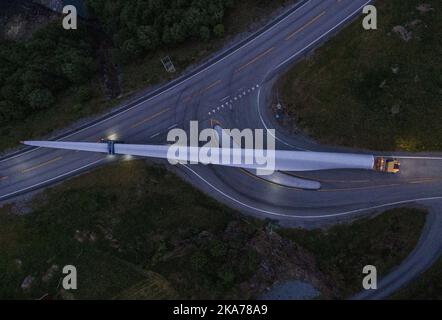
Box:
[374,157,401,173]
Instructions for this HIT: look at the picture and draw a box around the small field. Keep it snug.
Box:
[280,0,441,151]
[0,160,427,299]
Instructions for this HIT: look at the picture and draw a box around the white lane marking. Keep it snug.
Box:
[182,165,442,220]
[0,0,313,164]
[220,96,230,102]
[274,1,372,72]
[0,158,105,201]
[150,132,161,138]
[167,124,178,130]
[257,0,372,151]
[0,147,42,162]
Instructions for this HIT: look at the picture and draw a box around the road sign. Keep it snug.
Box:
[161,56,176,73]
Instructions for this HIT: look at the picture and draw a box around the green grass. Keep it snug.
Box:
[0,160,428,299]
[115,272,178,300]
[0,207,148,299]
[280,208,427,298]
[0,161,265,299]
[0,0,291,152]
[280,0,441,151]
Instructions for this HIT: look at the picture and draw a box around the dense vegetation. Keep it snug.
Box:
[0,22,96,134]
[86,0,234,63]
[1,0,235,136]
[1,0,288,151]
[280,0,441,151]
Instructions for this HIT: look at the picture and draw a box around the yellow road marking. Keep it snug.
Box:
[409,179,436,184]
[286,172,438,185]
[322,179,370,183]
[320,179,437,192]
[235,47,276,73]
[21,157,63,174]
[192,80,222,98]
[201,79,222,94]
[285,11,326,41]
[320,184,402,192]
[130,108,171,129]
[183,79,222,103]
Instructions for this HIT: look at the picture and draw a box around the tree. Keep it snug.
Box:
[122,38,141,60]
[199,26,211,41]
[213,24,225,38]
[27,88,55,111]
[137,25,160,50]
[170,23,187,44]
[87,0,233,62]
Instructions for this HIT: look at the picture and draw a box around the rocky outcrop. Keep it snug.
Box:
[223,221,336,299]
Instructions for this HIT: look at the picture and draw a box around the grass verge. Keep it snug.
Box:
[279,0,441,151]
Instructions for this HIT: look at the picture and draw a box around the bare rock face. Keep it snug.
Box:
[391,104,401,115]
[0,0,61,41]
[21,275,35,290]
[222,221,336,298]
[416,4,434,14]
[392,25,413,42]
[42,264,59,283]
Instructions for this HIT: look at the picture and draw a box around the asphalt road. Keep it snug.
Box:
[1,0,442,298]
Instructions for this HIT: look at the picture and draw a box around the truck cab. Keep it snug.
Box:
[374,157,400,174]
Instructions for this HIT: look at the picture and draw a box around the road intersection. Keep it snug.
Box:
[1,0,442,297]
[2,0,441,218]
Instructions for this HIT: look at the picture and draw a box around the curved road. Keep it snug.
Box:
[1,0,442,298]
